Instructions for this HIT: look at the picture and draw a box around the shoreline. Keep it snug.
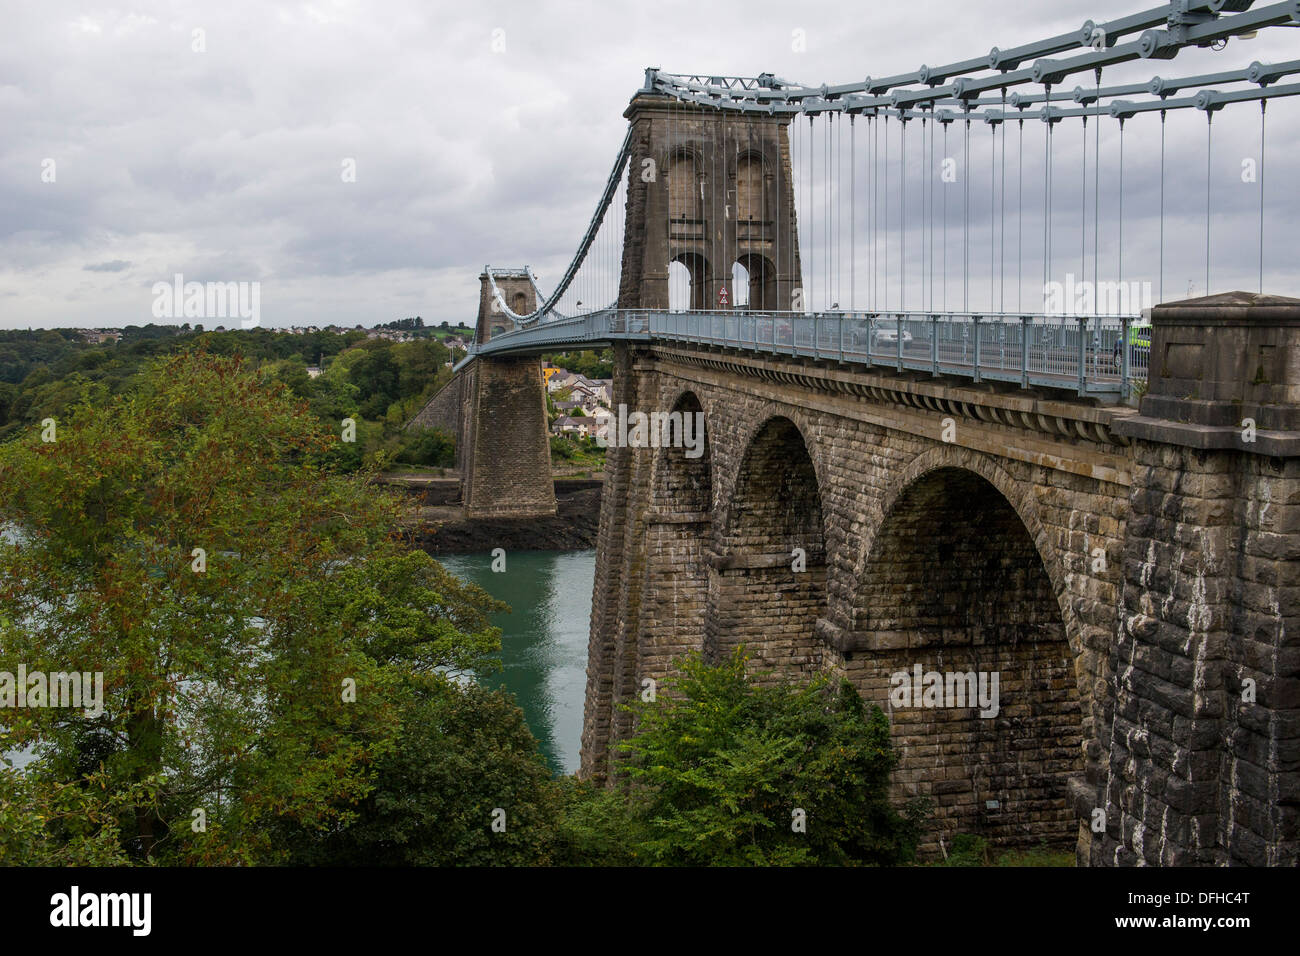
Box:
[387,475,603,555]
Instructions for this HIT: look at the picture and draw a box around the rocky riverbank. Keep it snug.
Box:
[388,475,603,554]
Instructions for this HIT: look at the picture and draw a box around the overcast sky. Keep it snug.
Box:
[2,0,1298,329]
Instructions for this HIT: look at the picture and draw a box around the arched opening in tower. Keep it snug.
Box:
[706,416,825,678]
[731,260,750,308]
[631,392,713,718]
[668,253,709,312]
[733,253,776,310]
[652,391,711,514]
[851,467,1084,855]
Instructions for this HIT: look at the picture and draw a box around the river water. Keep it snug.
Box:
[436,549,595,776]
[2,546,595,777]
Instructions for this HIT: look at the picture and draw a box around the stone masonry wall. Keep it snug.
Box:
[580,346,1129,860]
[639,393,712,685]
[462,355,556,519]
[407,373,464,468]
[843,467,1083,852]
[1097,442,1300,865]
[579,292,1299,864]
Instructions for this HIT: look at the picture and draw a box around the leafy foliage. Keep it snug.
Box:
[938,832,990,866]
[276,677,560,866]
[0,350,502,864]
[0,767,157,866]
[557,650,924,866]
[395,426,455,468]
[541,349,613,380]
[0,327,456,473]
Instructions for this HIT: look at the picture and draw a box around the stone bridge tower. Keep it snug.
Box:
[406,270,555,518]
[459,271,556,519]
[618,83,803,312]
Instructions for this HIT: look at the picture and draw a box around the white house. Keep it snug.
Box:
[548,371,579,394]
[551,415,593,439]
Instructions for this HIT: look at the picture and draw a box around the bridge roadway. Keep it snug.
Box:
[460,308,1147,401]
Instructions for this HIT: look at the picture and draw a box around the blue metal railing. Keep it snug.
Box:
[461,309,1148,399]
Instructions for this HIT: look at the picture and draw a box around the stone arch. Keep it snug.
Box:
[729,260,750,308]
[706,412,826,677]
[511,291,527,314]
[650,389,712,514]
[712,401,825,538]
[637,390,715,682]
[852,444,1080,658]
[733,253,776,310]
[668,251,709,312]
[846,444,1086,855]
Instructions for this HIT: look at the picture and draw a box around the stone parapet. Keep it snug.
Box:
[1114,292,1300,456]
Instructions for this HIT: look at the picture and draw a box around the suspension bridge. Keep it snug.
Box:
[458,0,1300,404]
[415,1,1300,867]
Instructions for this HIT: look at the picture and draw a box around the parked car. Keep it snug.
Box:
[872,322,914,351]
[1113,323,1151,368]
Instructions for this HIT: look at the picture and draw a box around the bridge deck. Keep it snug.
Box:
[462,309,1148,400]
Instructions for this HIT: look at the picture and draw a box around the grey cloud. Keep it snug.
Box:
[0,0,1297,329]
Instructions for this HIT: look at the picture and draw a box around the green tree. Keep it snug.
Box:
[0,350,504,864]
[348,343,401,418]
[395,426,455,468]
[559,650,924,866]
[0,764,157,866]
[542,349,613,380]
[276,677,559,866]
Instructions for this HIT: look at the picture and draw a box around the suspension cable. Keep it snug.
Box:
[1206,111,1213,297]
[1159,108,1166,303]
[775,108,780,312]
[930,111,936,312]
[825,114,831,310]
[901,116,907,313]
[885,113,890,312]
[713,106,719,309]
[963,109,970,312]
[869,113,875,310]
[1119,117,1126,292]
[1259,99,1267,294]
[838,113,843,309]
[1094,68,1101,313]
[1081,114,1088,310]
[982,119,993,314]
[1000,89,1007,313]
[837,113,841,308]
[800,114,811,312]
[921,114,927,312]
[1043,91,1052,309]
